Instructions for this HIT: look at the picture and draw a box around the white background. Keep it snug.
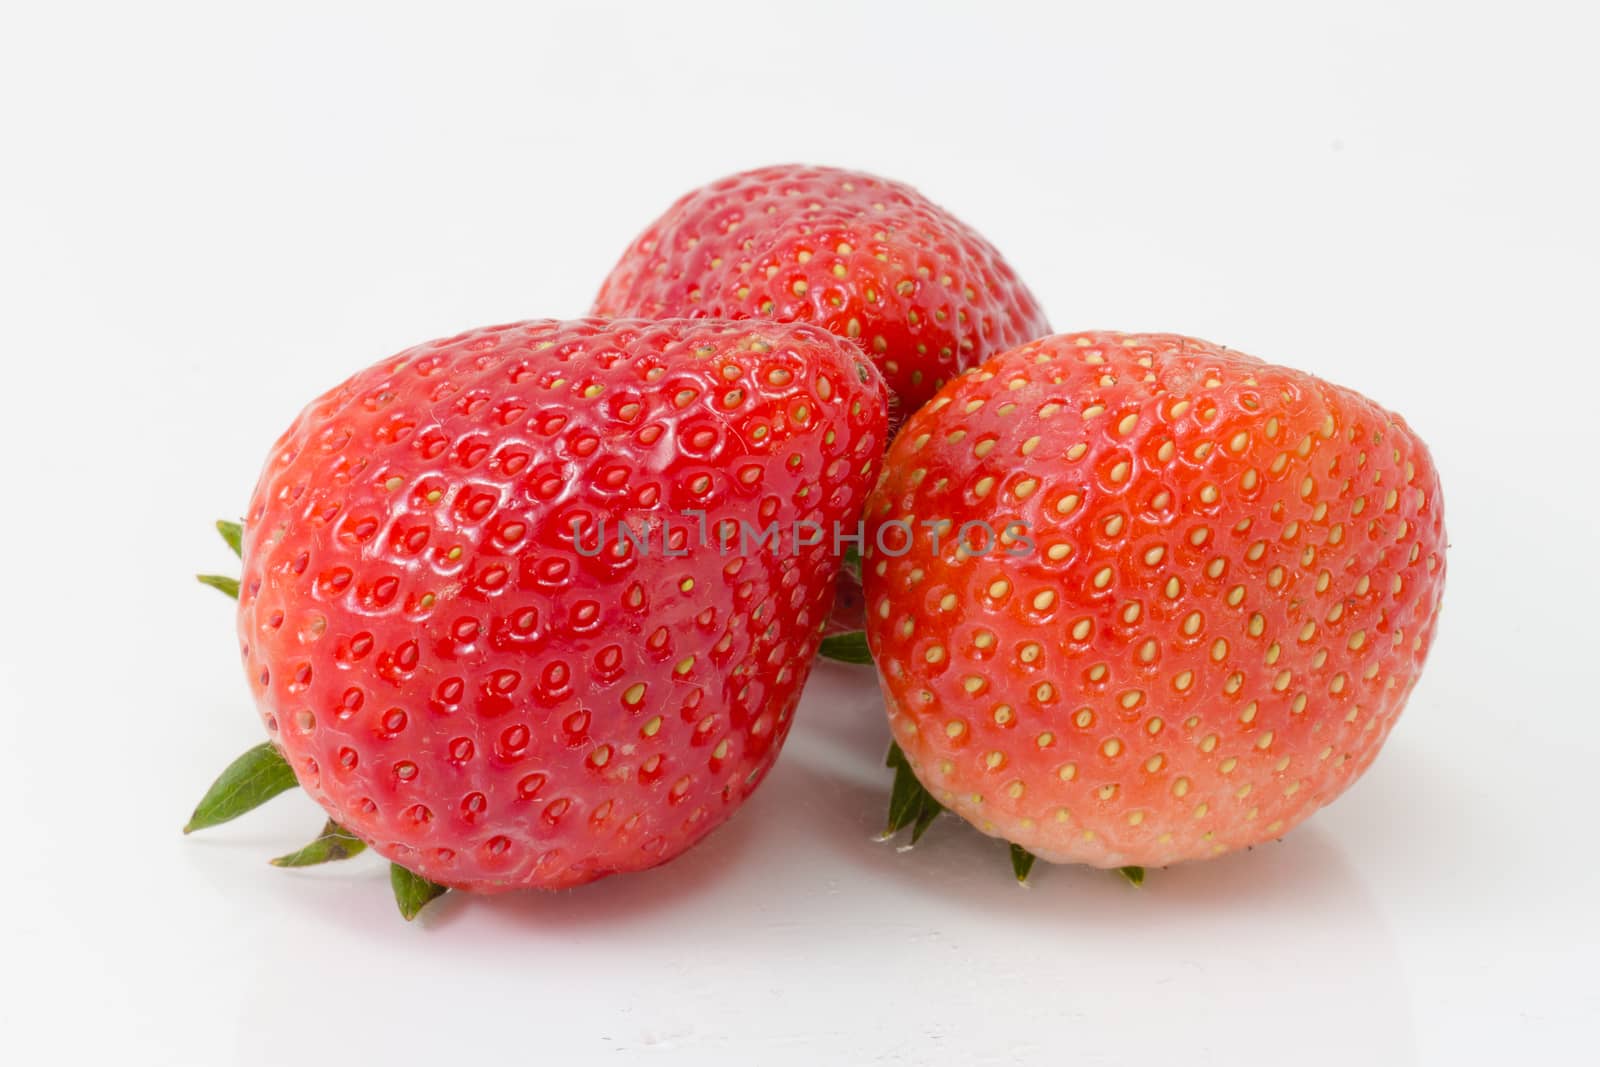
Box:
[2,2,1596,1064]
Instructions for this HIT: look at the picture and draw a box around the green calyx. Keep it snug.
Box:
[819,630,873,664]
[216,519,243,557]
[196,573,240,599]
[880,743,1152,888]
[391,864,449,921]
[184,742,298,833]
[270,818,368,867]
[197,518,244,598]
[883,741,943,844]
[1010,843,1037,883]
[186,516,448,921]
[183,739,449,920]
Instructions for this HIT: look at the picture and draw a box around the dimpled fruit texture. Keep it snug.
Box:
[593,163,1050,414]
[864,332,1445,868]
[238,318,887,891]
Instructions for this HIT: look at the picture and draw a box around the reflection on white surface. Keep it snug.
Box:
[215,668,1417,1065]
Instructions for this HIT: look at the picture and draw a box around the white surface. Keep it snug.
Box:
[2,2,1596,1064]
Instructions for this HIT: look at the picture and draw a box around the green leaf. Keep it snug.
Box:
[819,630,872,665]
[1118,865,1146,887]
[196,573,240,599]
[840,545,862,582]
[885,743,920,834]
[1010,843,1037,884]
[883,741,944,843]
[270,818,368,867]
[183,742,297,833]
[391,863,449,921]
[908,792,941,844]
[216,519,243,557]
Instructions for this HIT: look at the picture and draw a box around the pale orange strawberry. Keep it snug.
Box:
[864,332,1446,873]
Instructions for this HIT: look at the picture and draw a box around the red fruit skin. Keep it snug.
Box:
[238,318,887,891]
[863,332,1446,868]
[593,164,1051,415]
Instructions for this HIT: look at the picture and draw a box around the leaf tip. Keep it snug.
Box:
[1009,842,1037,884]
[216,519,244,557]
[196,573,240,599]
[391,863,449,922]
[183,742,296,834]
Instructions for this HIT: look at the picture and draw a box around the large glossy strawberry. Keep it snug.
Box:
[187,317,887,917]
[863,332,1445,877]
[592,164,1051,415]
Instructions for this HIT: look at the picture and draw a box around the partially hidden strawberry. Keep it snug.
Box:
[863,332,1445,876]
[593,164,1051,417]
[187,317,887,917]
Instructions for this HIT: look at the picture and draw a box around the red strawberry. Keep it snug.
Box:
[863,332,1445,875]
[593,164,1051,415]
[188,317,887,914]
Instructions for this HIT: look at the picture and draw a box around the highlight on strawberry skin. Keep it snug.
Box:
[185,317,888,919]
[593,163,1052,416]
